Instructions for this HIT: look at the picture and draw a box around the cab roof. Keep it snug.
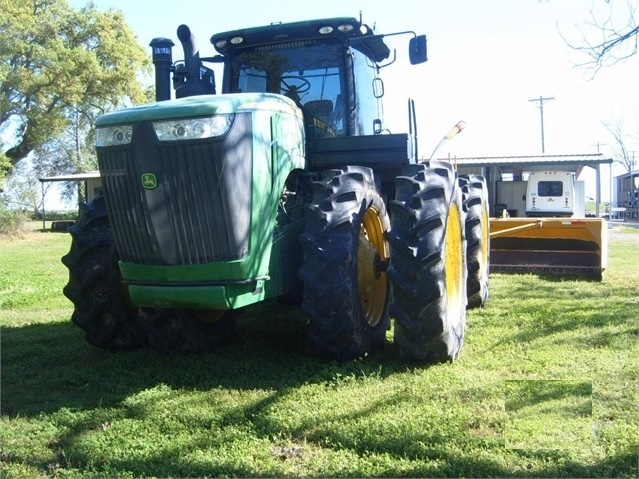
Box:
[210,17,391,63]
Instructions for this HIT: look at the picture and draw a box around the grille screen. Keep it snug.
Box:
[97,115,252,265]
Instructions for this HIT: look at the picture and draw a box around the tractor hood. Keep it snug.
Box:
[96,92,301,125]
[94,90,306,309]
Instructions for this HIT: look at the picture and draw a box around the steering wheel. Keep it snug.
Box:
[281,76,311,97]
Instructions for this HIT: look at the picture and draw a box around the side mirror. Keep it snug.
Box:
[409,35,427,65]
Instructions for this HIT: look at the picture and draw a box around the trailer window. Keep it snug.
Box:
[537,181,563,197]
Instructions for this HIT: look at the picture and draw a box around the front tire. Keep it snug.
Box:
[387,162,467,363]
[299,166,391,361]
[61,196,146,350]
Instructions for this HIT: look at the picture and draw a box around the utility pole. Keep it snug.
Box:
[528,95,555,153]
[591,142,607,154]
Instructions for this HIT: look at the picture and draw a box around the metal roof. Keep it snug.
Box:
[447,153,613,170]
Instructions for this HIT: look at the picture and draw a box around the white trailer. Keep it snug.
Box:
[525,170,577,217]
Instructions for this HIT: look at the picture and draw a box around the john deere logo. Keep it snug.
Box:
[141,173,158,189]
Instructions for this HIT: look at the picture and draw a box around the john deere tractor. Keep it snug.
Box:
[62,17,490,363]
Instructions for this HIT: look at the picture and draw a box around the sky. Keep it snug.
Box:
[66,0,639,201]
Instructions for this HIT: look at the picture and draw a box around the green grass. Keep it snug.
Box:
[505,380,594,450]
[1,226,638,478]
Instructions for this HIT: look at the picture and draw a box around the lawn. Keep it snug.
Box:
[1,225,637,478]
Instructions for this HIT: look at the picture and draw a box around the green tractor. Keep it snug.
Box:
[62,17,490,363]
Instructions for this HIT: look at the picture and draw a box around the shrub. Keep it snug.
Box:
[0,204,29,237]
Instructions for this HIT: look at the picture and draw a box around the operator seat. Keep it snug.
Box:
[304,100,334,125]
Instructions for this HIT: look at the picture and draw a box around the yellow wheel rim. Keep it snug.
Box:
[445,203,464,316]
[358,207,389,327]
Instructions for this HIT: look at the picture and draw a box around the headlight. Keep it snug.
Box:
[152,115,234,142]
[95,125,133,147]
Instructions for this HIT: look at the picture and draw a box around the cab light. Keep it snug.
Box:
[95,125,133,147]
[152,115,234,141]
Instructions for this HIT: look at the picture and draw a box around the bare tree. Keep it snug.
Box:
[563,0,639,72]
[603,118,638,173]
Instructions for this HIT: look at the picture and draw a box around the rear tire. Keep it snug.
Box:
[459,174,490,308]
[299,166,391,361]
[387,162,467,363]
[61,197,147,350]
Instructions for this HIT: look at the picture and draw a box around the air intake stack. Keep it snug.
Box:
[150,37,175,101]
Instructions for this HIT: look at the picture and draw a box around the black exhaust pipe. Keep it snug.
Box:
[174,24,215,98]
[177,24,201,85]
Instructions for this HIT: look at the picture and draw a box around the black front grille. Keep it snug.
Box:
[98,115,252,265]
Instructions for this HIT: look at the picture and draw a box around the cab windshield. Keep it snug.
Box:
[231,42,345,135]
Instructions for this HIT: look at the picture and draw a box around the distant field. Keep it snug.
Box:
[1,225,637,478]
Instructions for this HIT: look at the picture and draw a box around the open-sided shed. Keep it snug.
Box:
[38,171,102,231]
[452,153,613,217]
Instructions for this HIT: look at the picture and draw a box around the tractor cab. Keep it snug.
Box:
[211,18,396,139]
[153,18,427,140]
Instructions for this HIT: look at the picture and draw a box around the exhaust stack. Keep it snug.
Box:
[177,25,201,86]
[174,24,215,98]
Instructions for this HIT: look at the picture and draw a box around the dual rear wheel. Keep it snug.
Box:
[300,162,472,363]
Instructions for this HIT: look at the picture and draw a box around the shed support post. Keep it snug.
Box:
[595,164,601,217]
[41,181,46,231]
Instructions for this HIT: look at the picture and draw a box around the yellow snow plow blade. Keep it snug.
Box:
[489,217,608,280]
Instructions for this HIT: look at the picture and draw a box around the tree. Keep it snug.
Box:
[564,0,639,71]
[2,158,55,216]
[0,0,151,182]
[32,105,102,200]
[604,118,638,173]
